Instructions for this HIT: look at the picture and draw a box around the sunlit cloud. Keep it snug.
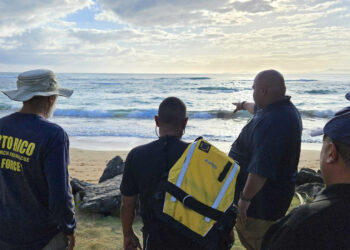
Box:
[0,0,349,73]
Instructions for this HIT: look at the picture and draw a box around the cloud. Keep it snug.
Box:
[96,0,240,27]
[277,12,324,25]
[233,0,274,13]
[70,29,143,44]
[0,0,93,37]
[0,0,349,73]
[96,0,276,27]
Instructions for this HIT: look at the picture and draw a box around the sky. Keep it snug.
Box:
[0,0,349,74]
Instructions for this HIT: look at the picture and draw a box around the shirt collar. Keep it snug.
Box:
[314,183,350,202]
[258,96,291,113]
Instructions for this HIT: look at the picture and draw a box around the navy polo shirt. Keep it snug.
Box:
[229,96,302,221]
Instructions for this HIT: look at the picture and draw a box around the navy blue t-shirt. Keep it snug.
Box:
[120,137,207,249]
[229,97,302,221]
[120,136,189,221]
[0,113,76,250]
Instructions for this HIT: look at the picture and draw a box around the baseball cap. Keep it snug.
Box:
[311,107,350,146]
[2,69,73,102]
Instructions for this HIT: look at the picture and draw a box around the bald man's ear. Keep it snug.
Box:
[154,115,160,127]
[183,117,188,130]
[261,87,268,96]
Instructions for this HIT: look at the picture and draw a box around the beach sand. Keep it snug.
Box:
[69,148,321,183]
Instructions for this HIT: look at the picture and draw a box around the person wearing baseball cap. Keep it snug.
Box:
[261,107,350,250]
[0,69,76,249]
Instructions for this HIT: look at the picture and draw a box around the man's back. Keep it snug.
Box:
[261,184,350,250]
[0,112,74,249]
[121,136,205,249]
[230,97,302,220]
[121,136,187,221]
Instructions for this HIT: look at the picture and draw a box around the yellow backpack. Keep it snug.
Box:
[153,138,240,250]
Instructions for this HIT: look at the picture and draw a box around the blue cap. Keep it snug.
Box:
[346,92,350,101]
[311,107,350,146]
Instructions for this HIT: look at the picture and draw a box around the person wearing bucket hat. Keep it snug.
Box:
[0,69,76,250]
[2,69,73,102]
[261,108,350,250]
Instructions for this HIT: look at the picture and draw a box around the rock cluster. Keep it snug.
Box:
[296,168,324,200]
[71,156,324,215]
[71,155,125,216]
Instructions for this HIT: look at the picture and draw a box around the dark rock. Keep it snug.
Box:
[99,155,125,183]
[297,168,323,185]
[70,178,92,196]
[79,175,122,216]
[296,183,325,199]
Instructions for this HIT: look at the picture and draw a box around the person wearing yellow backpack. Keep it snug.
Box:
[120,97,201,250]
[120,97,236,250]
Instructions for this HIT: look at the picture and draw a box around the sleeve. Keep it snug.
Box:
[120,150,139,196]
[43,129,76,235]
[247,119,288,181]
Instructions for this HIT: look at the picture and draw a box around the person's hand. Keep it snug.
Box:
[229,229,235,243]
[66,232,76,250]
[238,198,251,222]
[124,231,142,250]
[232,101,246,113]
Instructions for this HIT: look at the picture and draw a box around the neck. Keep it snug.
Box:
[324,164,350,186]
[159,127,182,139]
[326,176,350,186]
[19,105,47,118]
[262,96,285,108]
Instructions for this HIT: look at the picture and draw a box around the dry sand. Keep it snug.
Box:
[69,148,321,183]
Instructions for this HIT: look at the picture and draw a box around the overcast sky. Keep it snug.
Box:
[0,0,349,73]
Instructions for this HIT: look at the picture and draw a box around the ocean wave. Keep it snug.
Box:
[53,108,248,119]
[127,109,158,118]
[304,89,335,95]
[197,87,238,92]
[53,108,336,120]
[158,77,211,80]
[182,77,211,80]
[190,112,214,119]
[91,82,120,85]
[0,104,12,110]
[286,79,317,82]
[54,109,114,118]
[300,109,334,118]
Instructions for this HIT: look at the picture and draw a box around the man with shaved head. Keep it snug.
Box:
[229,70,302,250]
[120,97,210,250]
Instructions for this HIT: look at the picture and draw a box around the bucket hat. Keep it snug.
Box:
[2,69,73,102]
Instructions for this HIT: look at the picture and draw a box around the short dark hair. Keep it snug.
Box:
[324,135,350,168]
[158,97,187,126]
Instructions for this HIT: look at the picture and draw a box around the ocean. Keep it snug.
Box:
[0,72,349,152]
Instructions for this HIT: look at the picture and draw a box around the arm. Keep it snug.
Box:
[121,195,142,250]
[44,131,76,247]
[233,101,255,115]
[238,173,267,221]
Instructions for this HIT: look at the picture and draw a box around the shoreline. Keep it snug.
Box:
[69,141,321,183]
[70,136,322,152]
